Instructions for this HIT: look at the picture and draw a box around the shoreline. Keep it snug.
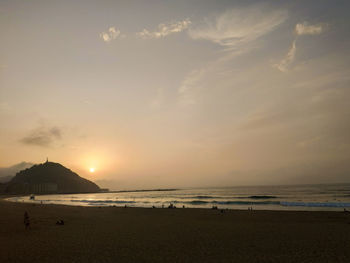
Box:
[3,197,350,213]
[4,194,350,213]
[3,196,350,212]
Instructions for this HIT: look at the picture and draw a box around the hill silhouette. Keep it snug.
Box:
[4,161,100,194]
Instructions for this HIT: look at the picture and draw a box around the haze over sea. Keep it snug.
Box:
[9,184,350,211]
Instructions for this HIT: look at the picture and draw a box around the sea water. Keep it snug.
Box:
[8,184,350,211]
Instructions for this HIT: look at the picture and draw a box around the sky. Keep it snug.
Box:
[1,0,350,189]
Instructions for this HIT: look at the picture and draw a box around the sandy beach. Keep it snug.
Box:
[1,199,350,263]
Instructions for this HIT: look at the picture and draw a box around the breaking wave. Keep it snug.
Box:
[68,199,350,208]
[70,199,138,204]
[185,195,278,199]
[193,195,218,199]
[281,202,350,207]
[173,200,280,206]
[247,195,277,199]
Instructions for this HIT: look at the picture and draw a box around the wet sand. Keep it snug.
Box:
[1,199,350,263]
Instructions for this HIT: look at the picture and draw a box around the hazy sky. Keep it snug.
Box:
[1,0,349,189]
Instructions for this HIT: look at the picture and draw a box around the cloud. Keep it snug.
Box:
[20,126,62,147]
[100,27,123,42]
[178,69,206,105]
[276,22,326,72]
[295,22,325,36]
[188,5,287,49]
[275,40,296,72]
[178,5,288,105]
[137,19,191,39]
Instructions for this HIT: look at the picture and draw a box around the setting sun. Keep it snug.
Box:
[89,167,95,173]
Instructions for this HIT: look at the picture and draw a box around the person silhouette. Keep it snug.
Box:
[24,211,30,229]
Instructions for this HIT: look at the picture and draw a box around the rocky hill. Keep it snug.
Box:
[3,161,100,194]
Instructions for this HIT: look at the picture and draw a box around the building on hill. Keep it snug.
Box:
[31,183,58,194]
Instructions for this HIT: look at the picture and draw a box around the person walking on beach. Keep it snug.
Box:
[24,211,30,230]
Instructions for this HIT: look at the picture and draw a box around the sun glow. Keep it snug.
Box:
[89,167,95,173]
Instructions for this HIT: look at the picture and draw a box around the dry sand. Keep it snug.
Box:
[1,199,350,263]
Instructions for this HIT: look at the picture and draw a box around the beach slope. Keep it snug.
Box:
[1,200,350,262]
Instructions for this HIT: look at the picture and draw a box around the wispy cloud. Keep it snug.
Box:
[20,126,62,147]
[275,40,296,72]
[100,27,123,42]
[295,22,325,36]
[137,19,191,39]
[179,5,287,105]
[276,22,327,72]
[178,69,207,105]
[188,5,287,49]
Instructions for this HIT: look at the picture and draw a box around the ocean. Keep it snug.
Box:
[8,184,350,211]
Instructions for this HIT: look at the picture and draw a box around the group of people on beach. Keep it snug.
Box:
[23,211,65,229]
